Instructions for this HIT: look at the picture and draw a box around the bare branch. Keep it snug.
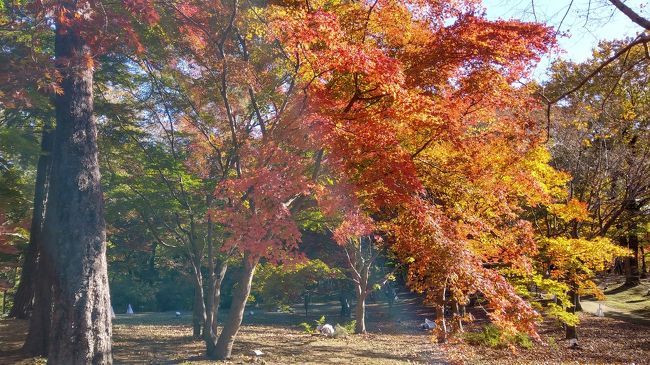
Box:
[608,0,650,30]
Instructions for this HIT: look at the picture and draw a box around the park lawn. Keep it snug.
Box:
[111,312,442,364]
[601,279,650,317]
[3,287,649,364]
[1,295,448,365]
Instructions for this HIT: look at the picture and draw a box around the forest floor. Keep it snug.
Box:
[444,277,650,364]
[1,279,649,364]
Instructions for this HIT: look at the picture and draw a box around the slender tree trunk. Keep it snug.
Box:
[625,224,640,286]
[213,256,257,360]
[353,257,371,334]
[10,124,54,319]
[212,264,227,335]
[437,285,448,344]
[565,289,578,341]
[36,4,112,362]
[204,217,228,357]
[339,288,351,318]
[205,261,227,358]
[354,290,367,334]
[204,217,216,347]
[640,245,647,279]
[192,266,206,339]
[453,302,464,332]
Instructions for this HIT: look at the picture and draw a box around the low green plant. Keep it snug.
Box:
[339,320,356,334]
[315,315,326,327]
[333,324,348,338]
[512,332,533,349]
[464,324,502,348]
[276,304,294,313]
[298,315,328,335]
[463,324,533,349]
[298,322,315,334]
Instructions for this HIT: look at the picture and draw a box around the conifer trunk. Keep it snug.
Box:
[37,3,113,362]
[10,124,53,319]
[22,255,53,357]
[213,256,257,360]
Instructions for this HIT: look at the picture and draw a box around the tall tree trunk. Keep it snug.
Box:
[10,124,54,319]
[36,4,113,362]
[22,254,53,357]
[213,256,257,360]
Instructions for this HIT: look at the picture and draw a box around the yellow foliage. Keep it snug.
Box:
[547,199,590,223]
[524,147,571,202]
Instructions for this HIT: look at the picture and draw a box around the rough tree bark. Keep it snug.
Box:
[10,124,53,319]
[22,253,53,357]
[34,2,113,362]
[213,256,258,360]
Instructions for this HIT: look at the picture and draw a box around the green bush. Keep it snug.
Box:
[463,324,533,349]
[464,324,502,348]
[252,260,343,308]
[276,304,294,313]
[512,332,533,349]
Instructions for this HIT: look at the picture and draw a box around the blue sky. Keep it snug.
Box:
[481,0,648,78]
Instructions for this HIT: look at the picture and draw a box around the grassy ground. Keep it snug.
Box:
[0,293,448,364]
[599,277,650,317]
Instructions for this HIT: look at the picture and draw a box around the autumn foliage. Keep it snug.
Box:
[155,0,563,338]
[2,0,638,360]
